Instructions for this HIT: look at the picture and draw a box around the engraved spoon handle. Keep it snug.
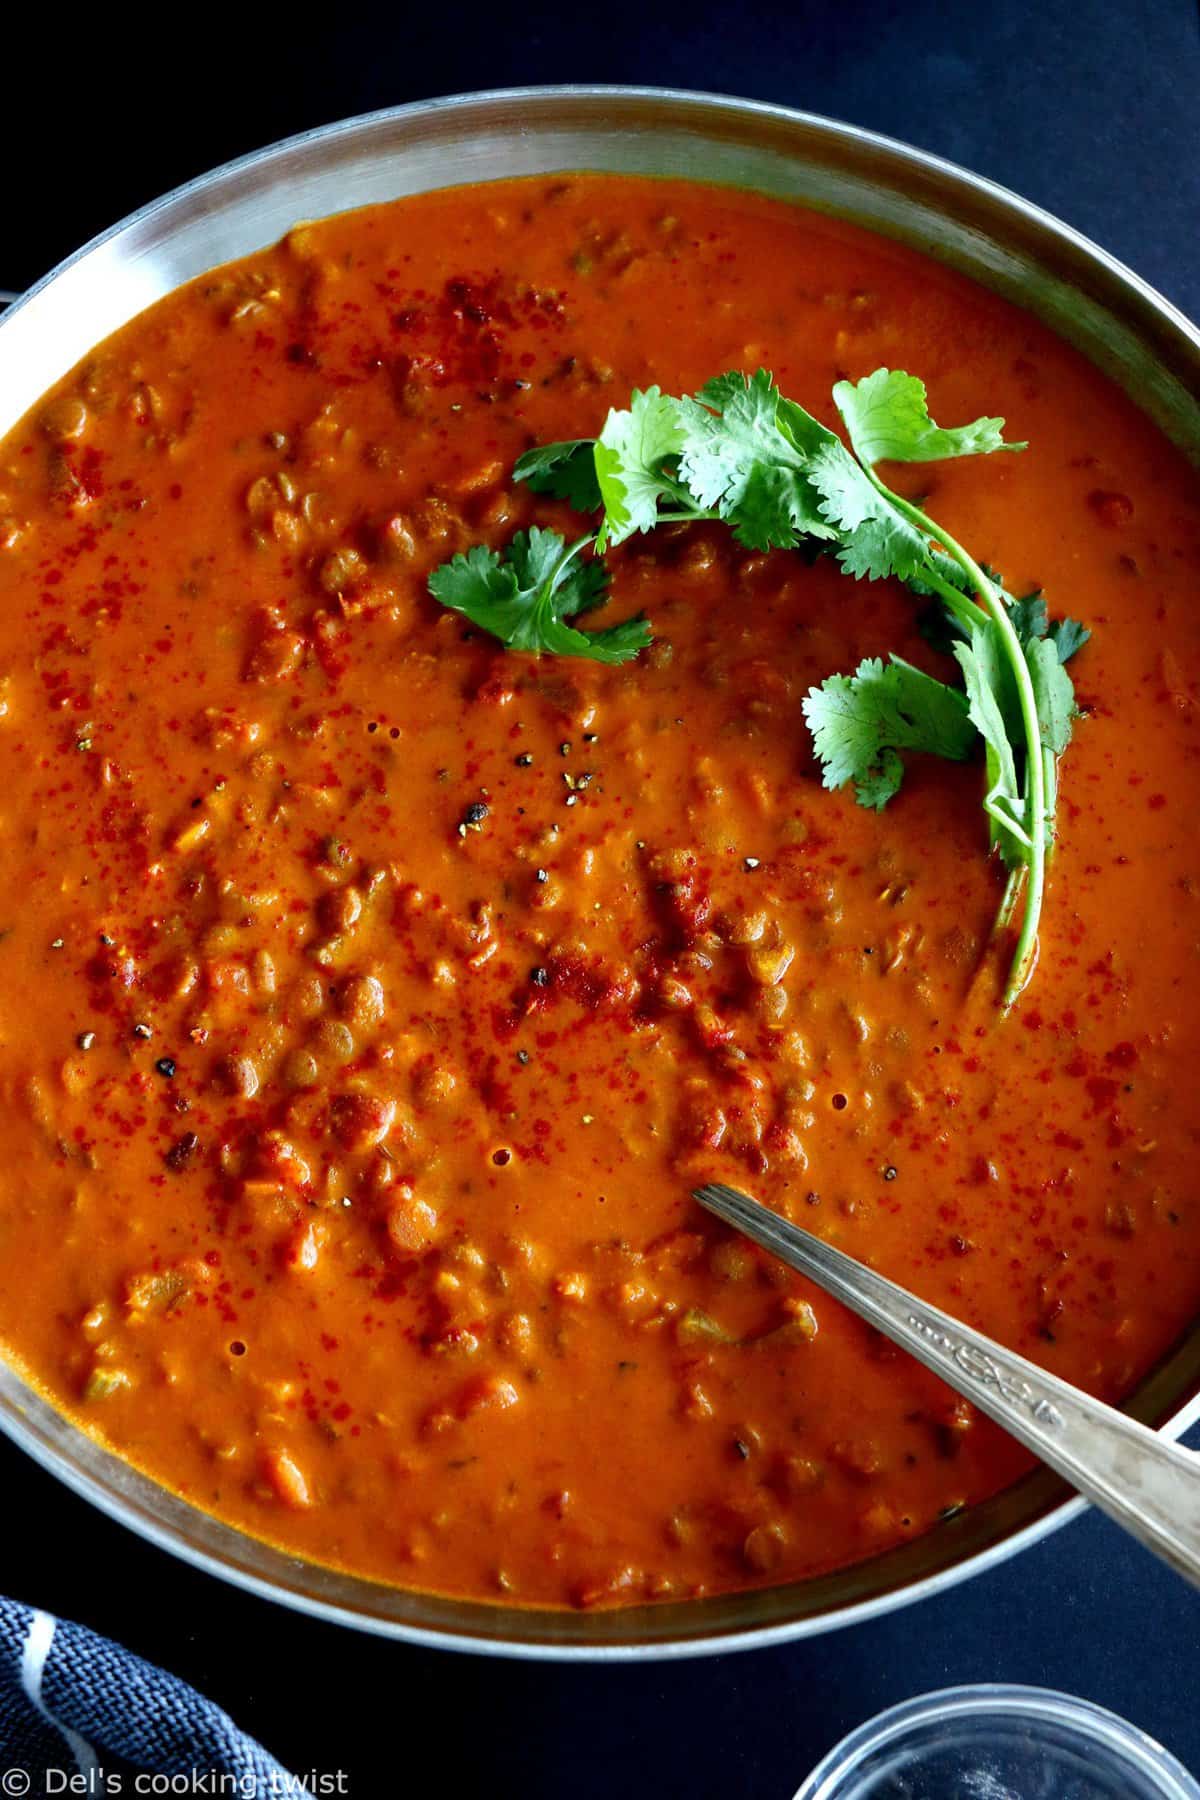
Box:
[694,1181,1200,1588]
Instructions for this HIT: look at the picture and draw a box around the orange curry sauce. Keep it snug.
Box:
[0,176,1198,1609]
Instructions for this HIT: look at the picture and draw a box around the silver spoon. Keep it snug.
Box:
[694,1181,1200,1587]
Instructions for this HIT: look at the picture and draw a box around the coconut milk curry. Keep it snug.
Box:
[0,176,1197,1607]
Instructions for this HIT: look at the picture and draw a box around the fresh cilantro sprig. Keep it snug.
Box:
[592,387,710,549]
[427,366,1091,1008]
[802,655,977,811]
[427,526,649,665]
[801,370,1060,1002]
[512,440,602,513]
[678,372,842,551]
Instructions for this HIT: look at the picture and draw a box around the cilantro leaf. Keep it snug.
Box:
[1027,636,1077,755]
[427,528,649,664]
[951,622,1031,866]
[1007,590,1089,671]
[807,438,935,582]
[802,655,976,811]
[723,379,942,579]
[1006,591,1049,644]
[854,750,906,810]
[513,440,601,513]
[832,368,1025,465]
[593,387,689,548]
[676,370,837,552]
[921,579,1089,682]
[1007,594,1090,676]
[1047,616,1091,663]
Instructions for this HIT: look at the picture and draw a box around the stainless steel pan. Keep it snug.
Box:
[2,86,1197,1659]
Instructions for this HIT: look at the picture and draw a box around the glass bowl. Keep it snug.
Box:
[795,1685,1200,1799]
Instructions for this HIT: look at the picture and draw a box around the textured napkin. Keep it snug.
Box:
[0,1600,289,1789]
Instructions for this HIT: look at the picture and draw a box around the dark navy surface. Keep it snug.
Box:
[7,3,1200,1792]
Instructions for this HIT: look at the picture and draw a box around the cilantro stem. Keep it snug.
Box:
[995,866,1023,932]
[656,472,711,514]
[651,472,719,528]
[547,532,598,591]
[867,477,1046,1008]
[913,567,989,636]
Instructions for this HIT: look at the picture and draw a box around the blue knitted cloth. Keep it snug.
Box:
[0,1600,291,1791]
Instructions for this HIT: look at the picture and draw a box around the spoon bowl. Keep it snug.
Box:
[695,1181,1200,1589]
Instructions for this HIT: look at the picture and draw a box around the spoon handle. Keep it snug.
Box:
[694,1181,1200,1588]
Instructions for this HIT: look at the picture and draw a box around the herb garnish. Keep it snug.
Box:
[428,367,1092,1007]
[801,656,977,811]
[428,525,649,665]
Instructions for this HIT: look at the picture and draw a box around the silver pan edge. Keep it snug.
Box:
[1,85,1197,1659]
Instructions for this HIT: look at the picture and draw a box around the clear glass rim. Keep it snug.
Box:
[794,1684,1200,1799]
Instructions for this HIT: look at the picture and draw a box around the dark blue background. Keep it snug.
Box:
[7,2,1200,1792]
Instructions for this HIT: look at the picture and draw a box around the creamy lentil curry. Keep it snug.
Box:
[0,175,1198,1610]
